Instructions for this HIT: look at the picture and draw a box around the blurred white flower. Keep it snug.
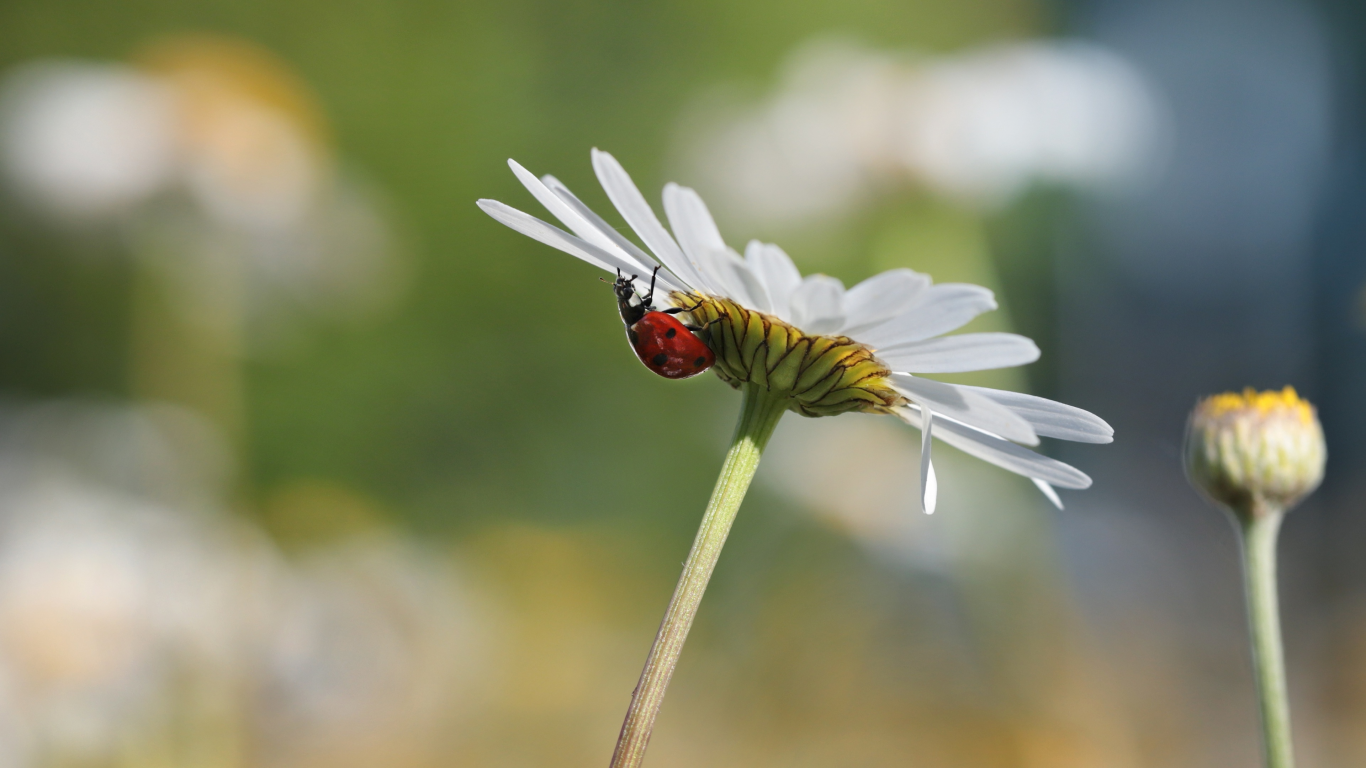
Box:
[895,42,1161,206]
[0,487,151,693]
[175,77,322,233]
[0,39,403,326]
[258,535,486,768]
[678,39,1164,224]
[0,400,489,766]
[0,62,177,221]
[0,403,277,708]
[676,45,903,225]
[0,469,281,760]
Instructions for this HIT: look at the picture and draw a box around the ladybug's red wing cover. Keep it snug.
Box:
[628,312,714,379]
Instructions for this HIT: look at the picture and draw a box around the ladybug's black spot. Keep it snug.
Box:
[665,327,677,338]
[652,353,669,366]
[694,356,706,367]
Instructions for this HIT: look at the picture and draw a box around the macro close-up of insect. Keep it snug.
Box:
[609,268,715,379]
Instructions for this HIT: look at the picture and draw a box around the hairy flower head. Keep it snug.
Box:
[478,150,1112,512]
[1185,386,1325,517]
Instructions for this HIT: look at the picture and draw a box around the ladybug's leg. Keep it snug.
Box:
[664,296,708,316]
[643,265,662,309]
[684,318,722,334]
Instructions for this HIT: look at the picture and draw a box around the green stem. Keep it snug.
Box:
[1238,508,1294,768]
[609,383,788,768]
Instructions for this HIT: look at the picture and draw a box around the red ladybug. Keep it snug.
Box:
[610,268,715,379]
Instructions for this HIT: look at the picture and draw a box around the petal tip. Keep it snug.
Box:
[1032,479,1064,509]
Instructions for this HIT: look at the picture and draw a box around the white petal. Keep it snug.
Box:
[840,269,931,336]
[661,182,725,256]
[890,374,1038,446]
[507,162,686,300]
[662,183,751,301]
[591,149,710,292]
[702,248,772,313]
[899,408,1092,489]
[790,274,846,334]
[916,402,937,515]
[925,458,938,515]
[877,333,1040,374]
[689,247,754,306]
[960,386,1114,444]
[510,161,628,261]
[478,200,665,296]
[1033,478,1063,509]
[541,174,688,294]
[856,284,997,348]
[746,241,802,321]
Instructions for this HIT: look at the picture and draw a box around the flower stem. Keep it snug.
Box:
[1238,507,1295,768]
[609,383,788,768]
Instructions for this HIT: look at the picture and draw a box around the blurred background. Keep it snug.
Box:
[0,0,1361,765]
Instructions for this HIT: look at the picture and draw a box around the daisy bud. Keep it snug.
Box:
[1184,386,1326,518]
[679,293,901,417]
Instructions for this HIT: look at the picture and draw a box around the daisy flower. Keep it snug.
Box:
[478,149,1111,513]
[478,149,1111,768]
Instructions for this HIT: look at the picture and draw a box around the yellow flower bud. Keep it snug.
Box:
[1184,386,1326,517]
[677,293,903,417]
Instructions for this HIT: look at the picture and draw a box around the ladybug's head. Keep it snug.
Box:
[610,271,647,326]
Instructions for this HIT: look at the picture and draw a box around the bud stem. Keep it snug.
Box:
[1238,508,1295,768]
[609,383,787,768]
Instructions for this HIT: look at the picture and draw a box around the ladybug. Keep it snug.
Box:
[609,267,715,379]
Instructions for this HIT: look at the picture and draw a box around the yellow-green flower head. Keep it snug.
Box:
[1185,386,1326,516]
[479,150,1114,513]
